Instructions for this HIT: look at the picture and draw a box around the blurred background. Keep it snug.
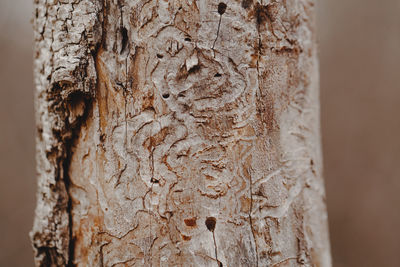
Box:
[0,0,399,266]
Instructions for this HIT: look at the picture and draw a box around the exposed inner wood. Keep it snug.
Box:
[31,0,331,266]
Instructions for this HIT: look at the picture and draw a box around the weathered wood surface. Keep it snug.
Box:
[31,0,331,266]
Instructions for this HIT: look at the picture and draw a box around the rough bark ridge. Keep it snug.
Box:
[31,0,331,266]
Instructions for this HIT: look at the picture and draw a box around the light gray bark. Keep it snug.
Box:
[31,0,331,266]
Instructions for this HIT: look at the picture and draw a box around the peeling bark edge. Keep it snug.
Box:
[32,91,93,266]
[30,0,103,265]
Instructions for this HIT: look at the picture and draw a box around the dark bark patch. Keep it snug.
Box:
[36,246,67,267]
[181,234,192,241]
[66,91,89,125]
[176,63,202,81]
[184,217,197,227]
[255,3,270,26]
[188,64,201,74]
[241,0,253,9]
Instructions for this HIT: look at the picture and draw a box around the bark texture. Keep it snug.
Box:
[31,0,331,266]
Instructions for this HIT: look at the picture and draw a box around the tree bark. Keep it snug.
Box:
[31,0,331,266]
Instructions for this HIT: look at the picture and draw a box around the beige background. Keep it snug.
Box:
[0,0,399,266]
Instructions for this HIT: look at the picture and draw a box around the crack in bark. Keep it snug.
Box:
[212,230,222,267]
[117,1,131,148]
[211,5,224,57]
[247,166,259,267]
[271,256,298,266]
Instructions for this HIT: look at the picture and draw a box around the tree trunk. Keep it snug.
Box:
[31,0,331,266]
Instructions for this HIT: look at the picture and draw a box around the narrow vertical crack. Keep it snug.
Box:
[255,3,263,101]
[247,167,259,267]
[118,1,130,147]
[212,231,222,267]
[205,217,221,266]
[124,56,128,146]
[212,2,227,57]
[251,6,265,265]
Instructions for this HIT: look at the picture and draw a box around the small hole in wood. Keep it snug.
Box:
[218,2,227,15]
[205,217,216,232]
[150,178,159,183]
[120,26,128,54]
[188,64,201,74]
[100,134,106,142]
